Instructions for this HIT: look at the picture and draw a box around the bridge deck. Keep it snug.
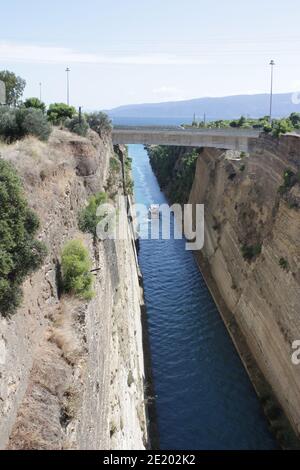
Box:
[112,126,260,152]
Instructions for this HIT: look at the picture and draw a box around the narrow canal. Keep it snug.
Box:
[129,143,277,450]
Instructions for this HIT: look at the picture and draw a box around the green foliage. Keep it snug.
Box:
[289,112,300,128]
[149,146,199,203]
[61,240,94,300]
[0,159,47,316]
[279,257,289,270]
[263,123,272,133]
[278,169,297,195]
[183,113,300,136]
[124,156,134,195]
[65,114,89,136]
[241,244,262,261]
[86,111,112,134]
[272,119,293,137]
[47,103,76,125]
[0,106,51,143]
[110,155,121,173]
[0,70,26,106]
[24,97,46,113]
[78,192,108,237]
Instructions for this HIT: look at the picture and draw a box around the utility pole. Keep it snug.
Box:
[203,112,206,127]
[39,82,42,101]
[269,60,275,123]
[66,67,70,105]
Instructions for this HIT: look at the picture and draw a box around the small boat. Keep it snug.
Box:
[149,204,160,219]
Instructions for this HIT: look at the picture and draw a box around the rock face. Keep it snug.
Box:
[0,129,148,449]
[188,134,300,441]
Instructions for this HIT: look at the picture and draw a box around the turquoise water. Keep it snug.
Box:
[129,144,277,450]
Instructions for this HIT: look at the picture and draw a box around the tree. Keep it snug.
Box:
[47,103,76,125]
[86,111,112,135]
[237,115,247,127]
[0,159,47,315]
[24,97,46,114]
[272,119,293,137]
[0,70,26,106]
[289,112,300,128]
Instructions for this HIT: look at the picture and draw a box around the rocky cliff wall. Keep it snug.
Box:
[188,134,300,444]
[0,129,147,449]
[148,135,300,446]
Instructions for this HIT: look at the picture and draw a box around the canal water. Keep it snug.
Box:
[129,144,277,450]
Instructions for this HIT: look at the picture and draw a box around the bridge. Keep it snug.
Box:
[112,126,261,152]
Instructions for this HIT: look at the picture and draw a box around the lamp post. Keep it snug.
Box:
[39,82,42,101]
[66,67,70,105]
[269,60,275,123]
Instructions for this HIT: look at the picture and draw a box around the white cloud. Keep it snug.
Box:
[0,42,211,66]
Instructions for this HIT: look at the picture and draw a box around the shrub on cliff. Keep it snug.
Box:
[86,111,112,135]
[47,103,76,125]
[24,97,46,114]
[241,244,262,261]
[0,159,47,316]
[65,114,89,137]
[272,119,293,137]
[0,106,51,143]
[78,192,108,237]
[61,240,94,300]
[278,169,297,195]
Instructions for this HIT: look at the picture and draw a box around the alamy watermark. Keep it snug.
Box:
[95,196,204,251]
[292,340,300,365]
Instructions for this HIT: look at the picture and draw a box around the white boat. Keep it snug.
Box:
[149,204,160,219]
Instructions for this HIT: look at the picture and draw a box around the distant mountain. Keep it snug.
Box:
[107,93,299,122]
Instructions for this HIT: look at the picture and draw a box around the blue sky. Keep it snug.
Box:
[1,0,300,109]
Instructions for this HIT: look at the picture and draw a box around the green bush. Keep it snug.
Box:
[241,244,262,261]
[272,119,293,137]
[279,257,289,270]
[0,106,51,143]
[86,111,112,135]
[289,112,300,128]
[78,192,108,237]
[0,159,47,316]
[278,169,297,195]
[47,103,76,125]
[24,97,46,113]
[65,115,89,136]
[61,240,94,300]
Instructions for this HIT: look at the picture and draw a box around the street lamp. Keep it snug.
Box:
[269,60,275,123]
[66,67,70,105]
[39,82,42,101]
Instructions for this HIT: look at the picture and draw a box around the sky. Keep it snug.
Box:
[1,0,300,110]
